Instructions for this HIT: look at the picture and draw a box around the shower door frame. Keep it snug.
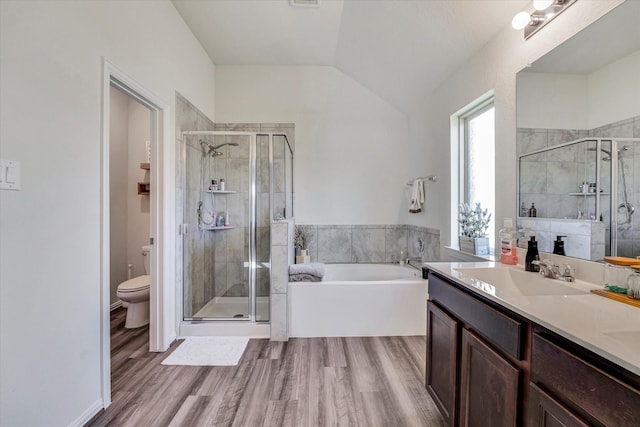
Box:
[180,131,292,323]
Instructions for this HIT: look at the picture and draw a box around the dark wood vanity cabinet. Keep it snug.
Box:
[426,271,640,427]
[426,273,524,427]
[426,302,459,426]
[459,329,519,427]
[529,332,640,426]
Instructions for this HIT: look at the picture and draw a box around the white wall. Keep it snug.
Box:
[0,1,215,426]
[405,0,624,253]
[588,49,640,128]
[516,50,640,129]
[516,73,589,129]
[215,66,409,225]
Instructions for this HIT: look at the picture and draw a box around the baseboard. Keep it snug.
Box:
[110,300,122,311]
[68,398,103,427]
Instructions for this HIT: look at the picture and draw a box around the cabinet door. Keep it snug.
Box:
[527,383,590,427]
[459,329,520,427]
[426,301,459,427]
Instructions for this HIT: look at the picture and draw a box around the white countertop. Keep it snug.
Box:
[425,261,640,376]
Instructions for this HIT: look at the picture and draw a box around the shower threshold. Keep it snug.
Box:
[192,296,270,320]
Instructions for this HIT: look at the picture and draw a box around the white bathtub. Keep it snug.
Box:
[288,263,429,337]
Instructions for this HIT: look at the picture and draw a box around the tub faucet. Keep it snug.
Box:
[531,259,575,282]
[406,257,423,266]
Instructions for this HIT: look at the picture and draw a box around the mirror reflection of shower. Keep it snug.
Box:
[588,145,634,226]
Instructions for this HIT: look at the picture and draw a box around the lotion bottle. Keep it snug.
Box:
[500,218,518,265]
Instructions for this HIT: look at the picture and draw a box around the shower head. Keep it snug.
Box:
[199,140,240,157]
[211,142,240,150]
[208,142,239,157]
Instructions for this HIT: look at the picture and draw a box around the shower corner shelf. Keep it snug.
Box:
[206,189,237,194]
[203,225,237,231]
[568,192,610,196]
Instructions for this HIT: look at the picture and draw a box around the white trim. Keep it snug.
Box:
[443,246,497,263]
[101,58,173,411]
[110,300,123,311]
[67,399,103,427]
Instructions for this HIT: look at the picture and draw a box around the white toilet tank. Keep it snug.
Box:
[142,245,151,274]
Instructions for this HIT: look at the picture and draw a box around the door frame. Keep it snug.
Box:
[100,58,170,407]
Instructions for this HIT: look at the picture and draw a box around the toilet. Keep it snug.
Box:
[117,245,151,328]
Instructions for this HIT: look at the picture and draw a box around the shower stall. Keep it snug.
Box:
[181,130,293,322]
[518,137,640,258]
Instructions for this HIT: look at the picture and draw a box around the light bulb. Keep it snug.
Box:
[512,11,531,30]
[533,0,553,11]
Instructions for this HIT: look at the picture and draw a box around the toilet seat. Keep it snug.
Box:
[118,275,150,293]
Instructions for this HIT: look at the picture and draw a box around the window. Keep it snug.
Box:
[453,96,495,250]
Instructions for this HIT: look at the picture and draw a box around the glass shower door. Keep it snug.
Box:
[183,133,253,320]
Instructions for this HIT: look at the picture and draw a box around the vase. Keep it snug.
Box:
[296,249,310,264]
[459,236,489,256]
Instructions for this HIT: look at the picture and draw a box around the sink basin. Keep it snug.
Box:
[455,267,589,296]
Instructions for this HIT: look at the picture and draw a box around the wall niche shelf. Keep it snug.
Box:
[206,190,237,194]
[203,225,236,231]
[568,192,609,196]
[137,182,150,195]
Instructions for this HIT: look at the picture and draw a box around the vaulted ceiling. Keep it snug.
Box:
[172,0,529,113]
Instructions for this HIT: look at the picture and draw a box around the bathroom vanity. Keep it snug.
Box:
[424,262,640,427]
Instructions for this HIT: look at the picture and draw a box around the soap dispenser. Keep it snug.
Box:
[553,235,567,256]
[525,236,540,272]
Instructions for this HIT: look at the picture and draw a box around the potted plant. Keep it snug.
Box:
[294,226,310,263]
[458,203,491,255]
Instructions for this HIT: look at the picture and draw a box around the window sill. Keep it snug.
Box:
[444,246,497,262]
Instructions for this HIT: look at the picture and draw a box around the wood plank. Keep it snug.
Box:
[590,289,640,308]
[88,311,445,427]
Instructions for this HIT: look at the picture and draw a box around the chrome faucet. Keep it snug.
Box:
[532,259,575,282]
[406,257,423,266]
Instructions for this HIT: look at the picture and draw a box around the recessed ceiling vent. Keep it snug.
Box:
[289,0,321,8]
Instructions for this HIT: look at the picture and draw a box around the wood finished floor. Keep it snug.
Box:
[88,309,445,427]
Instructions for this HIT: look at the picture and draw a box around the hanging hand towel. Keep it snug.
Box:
[409,179,424,213]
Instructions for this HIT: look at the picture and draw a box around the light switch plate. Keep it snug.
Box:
[0,159,21,190]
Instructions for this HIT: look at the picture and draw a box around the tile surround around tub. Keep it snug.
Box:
[297,224,440,264]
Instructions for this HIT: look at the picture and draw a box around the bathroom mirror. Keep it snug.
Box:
[516,1,640,260]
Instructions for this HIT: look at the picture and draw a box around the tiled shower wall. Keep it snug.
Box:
[175,93,216,314]
[176,109,296,317]
[518,115,640,257]
[295,224,440,264]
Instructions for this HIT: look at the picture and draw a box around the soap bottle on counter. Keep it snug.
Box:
[500,218,519,265]
[525,236,540,272]
[553,235,567,256]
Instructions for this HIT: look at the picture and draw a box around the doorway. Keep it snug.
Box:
[101,59,168,409]
[109,85,152,313]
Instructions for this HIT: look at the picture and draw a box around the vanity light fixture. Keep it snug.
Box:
[512,0,577,39]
